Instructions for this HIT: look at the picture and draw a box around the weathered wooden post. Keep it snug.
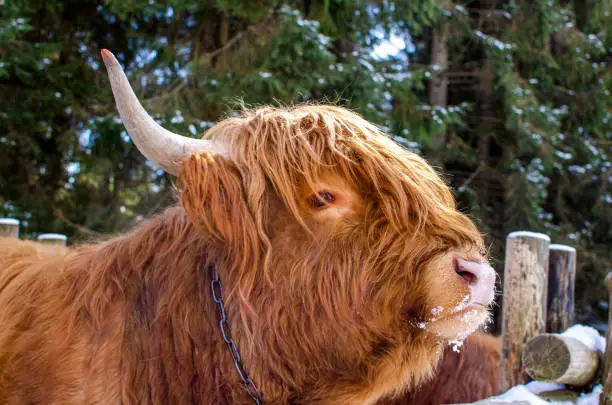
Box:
[546,244,576,333]
[37,233,68,246]
[523,334,599,386]
[499,231,550,393]
[600,272,612,405]
[0,218,19,238]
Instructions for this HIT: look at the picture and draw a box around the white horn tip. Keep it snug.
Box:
[101,49,120,69]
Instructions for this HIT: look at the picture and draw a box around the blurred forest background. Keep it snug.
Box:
[0,0,610,329]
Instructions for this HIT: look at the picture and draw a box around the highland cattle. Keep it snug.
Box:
[0,49,496,405]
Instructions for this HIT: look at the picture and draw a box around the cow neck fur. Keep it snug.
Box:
[0,208,248,404]
[0,209,443,405]
[71,207,250,404]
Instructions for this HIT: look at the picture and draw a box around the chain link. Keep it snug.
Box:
[210,264,264,405]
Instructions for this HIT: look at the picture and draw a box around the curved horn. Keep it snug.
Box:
[100,49,225,175]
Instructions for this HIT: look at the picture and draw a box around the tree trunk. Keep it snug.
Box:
[212,10,229,67]
[477,57,494,209]
[429,7,449,163]
[217,11,229,48]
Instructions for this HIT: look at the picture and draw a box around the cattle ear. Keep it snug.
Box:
[179,152,255,247]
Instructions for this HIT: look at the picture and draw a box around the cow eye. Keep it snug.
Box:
[309,191,335,208]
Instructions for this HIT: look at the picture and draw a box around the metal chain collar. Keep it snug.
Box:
[210,264,264,405]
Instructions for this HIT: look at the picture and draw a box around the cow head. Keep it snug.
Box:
[102,50,495,404]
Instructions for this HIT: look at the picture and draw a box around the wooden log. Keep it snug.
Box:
[547,244,577,333]
[37,233,68,246]
[0,218,19,238]
[499,231,550,393]
[600,272,612,405]
[523,333,599,386]
[537,389,579,402]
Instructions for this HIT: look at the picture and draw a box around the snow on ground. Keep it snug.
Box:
[484,325,605,405]
[494,383,602,405]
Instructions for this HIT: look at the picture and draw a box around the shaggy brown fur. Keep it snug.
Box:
[378,333,501,405]
[0,105,490,405]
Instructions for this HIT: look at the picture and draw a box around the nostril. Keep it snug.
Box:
[457,270,477,284]
[455,259,479,284]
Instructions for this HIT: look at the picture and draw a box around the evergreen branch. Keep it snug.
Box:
[459,161,487,189]
[144,7,280,106]
[53,209,102,236]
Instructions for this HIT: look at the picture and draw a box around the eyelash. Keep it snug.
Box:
[309,191,335,208]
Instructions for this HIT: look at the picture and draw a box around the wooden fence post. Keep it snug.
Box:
[37,233,68,246]
[601,272,612,405]
[546,244,576,333]
[0,218,19,238]
[499,231,550,393]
